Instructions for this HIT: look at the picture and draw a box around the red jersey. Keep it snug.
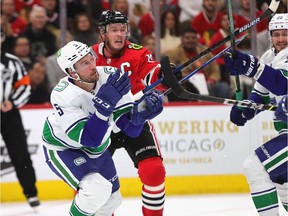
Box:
[191,11,223,45]
[10,16,27,36]
[138,12,155,38]
[92,41,164,95]
[14,0,40,13]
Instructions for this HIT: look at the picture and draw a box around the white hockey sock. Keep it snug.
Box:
[243,154,279,216]
[275,183,288,212]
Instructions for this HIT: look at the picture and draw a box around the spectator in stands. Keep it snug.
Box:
[98,0,111,11]
[235,0,267,33]
[128,1,147,31]
[191,0,223,46]
[65,1,86,33]
[163,27,230,98]
[160,9,181,54]
[112,0,129,15]
[1,14,16,54]
[13,36,34,70]
[210,13,238,89]
[112,0,141,43]
[141,34,156,59]
[40,0,59,36]
[217,0,240,12]
[66,0,111,32]
[27,62,50,104]
[46,31,73,91]
[1,0,28,36]
[14,0,40,22]
[73,13,99,46]
[178,0,202,23]
[21,5,56,62]
[138,0,167,37]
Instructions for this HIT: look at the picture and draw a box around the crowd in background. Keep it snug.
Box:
[1,0,287,104]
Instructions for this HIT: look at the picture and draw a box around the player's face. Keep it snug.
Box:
[271,29,288,53]
[104,23,128,52]
[74,53,99,83]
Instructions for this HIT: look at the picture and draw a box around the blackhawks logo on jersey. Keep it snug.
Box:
[128,43,142,50]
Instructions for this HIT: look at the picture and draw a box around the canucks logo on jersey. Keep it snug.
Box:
[54,80,69,92]
[74,157,87,166]
[103,66,117,75]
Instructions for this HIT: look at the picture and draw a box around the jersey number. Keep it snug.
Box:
[54,104,64,116]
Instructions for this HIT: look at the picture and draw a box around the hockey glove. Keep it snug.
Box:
[230,101,258,126]
[93,69,131,117]
[130,91,163,125]
[158,63,182,87]
[275,95,288,123]
[224,50,258,77]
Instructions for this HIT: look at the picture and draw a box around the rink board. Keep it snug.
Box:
[0,102,277,202]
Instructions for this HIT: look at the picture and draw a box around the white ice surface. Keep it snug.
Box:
[1,194,287,216]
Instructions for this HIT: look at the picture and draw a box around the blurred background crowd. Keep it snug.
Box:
[1,0,287,104]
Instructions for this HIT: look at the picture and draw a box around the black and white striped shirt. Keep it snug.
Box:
[1,52,31,108]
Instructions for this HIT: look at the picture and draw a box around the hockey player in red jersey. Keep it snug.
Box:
[92,10,174,216]
[92,11,167,96]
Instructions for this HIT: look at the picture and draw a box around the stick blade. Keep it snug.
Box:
[160,56,184,96]
[161,56,200,100]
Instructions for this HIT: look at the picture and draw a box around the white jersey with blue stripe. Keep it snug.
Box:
[253,47,288,133]
[42,66,134,158]
[254,47,287,103]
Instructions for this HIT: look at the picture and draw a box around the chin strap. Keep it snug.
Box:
[70,73,96,86]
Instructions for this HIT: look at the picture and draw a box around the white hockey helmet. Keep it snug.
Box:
[269,13,288,33]
[57,41,94,76]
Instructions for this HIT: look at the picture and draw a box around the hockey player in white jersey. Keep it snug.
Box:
[224,13,288,215]
[41,41,164,216]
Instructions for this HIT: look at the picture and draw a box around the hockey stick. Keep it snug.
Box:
[133,40,239,101]
[160,56,277,111]
[227,0,242,102]
[163,34,246,96]
[143,0,280,93]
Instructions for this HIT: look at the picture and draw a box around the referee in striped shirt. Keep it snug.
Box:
[1,39,40,208]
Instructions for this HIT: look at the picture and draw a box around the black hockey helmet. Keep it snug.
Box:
[98,10,129,30]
